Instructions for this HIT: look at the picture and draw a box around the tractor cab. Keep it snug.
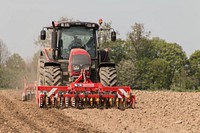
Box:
[40,21,116,61]
[40,21,100,60]
[60,25,96,59]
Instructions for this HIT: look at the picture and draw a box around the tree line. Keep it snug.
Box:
[0,39,36,89]
[102,22,200,91]
[0,21,200,91]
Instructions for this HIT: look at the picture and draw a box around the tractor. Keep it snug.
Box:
[33,19,135,110]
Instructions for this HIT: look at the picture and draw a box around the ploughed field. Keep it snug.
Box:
[0,89,200,133]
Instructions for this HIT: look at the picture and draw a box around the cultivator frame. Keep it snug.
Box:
[36,70,136,110]
[22,79,36,101]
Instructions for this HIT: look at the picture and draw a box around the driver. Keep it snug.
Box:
[68,35,83,50]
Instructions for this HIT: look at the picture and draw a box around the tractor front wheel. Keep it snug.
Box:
[44,66,62,86]
[99,66,117,86]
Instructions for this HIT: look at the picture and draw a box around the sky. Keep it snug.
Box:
[0,0,199,59]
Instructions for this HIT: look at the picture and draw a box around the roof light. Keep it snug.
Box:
[86,23,92,27]
[65,23,70,27]
[61,23,65,27]
[86,23,96,28]
[61,23,70,27]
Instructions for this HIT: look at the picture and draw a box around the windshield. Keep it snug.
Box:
[61,26,96,58]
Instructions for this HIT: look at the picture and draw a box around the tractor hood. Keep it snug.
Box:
[69,48,91,77]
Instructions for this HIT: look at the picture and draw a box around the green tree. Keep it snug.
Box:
[145,59,169,89]
[5,53,26,88]
[0,39,10,88]
[124,23,153,89]
[117,60,137,86]
[6,53,25,70]
[150,38,188,90]
[127,23,151,60]
[189,50,200,88]
[0,39,9,66]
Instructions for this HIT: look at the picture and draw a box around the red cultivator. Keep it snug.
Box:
[22,79,36,101]
[36,70,136,110]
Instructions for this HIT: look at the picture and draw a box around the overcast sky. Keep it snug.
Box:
[0,0,199,59]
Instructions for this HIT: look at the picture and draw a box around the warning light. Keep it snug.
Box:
[99,19,103,25]
[54,21,58,27]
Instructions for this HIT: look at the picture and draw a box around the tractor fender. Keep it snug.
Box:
[98,49,110,63]
[98,62,115,69]
[44,62,60,67]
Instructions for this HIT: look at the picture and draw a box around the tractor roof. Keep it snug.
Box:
[45,21,99,30]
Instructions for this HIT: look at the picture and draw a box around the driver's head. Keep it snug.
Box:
[74,35,78,40]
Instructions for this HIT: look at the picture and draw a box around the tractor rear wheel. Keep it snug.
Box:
[37,59,44,86]
[99,66,117,86]
[44,66,62,86]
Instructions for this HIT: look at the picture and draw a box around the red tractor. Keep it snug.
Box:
[35,20,135,110]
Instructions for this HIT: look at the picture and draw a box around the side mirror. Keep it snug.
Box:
[40,30,46,40]
[111,31,116,41]
[51,30,57,49]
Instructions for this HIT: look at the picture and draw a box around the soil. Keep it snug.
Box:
[0,89,200,133]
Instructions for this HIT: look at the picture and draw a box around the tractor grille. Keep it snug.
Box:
[72,55,90,65]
